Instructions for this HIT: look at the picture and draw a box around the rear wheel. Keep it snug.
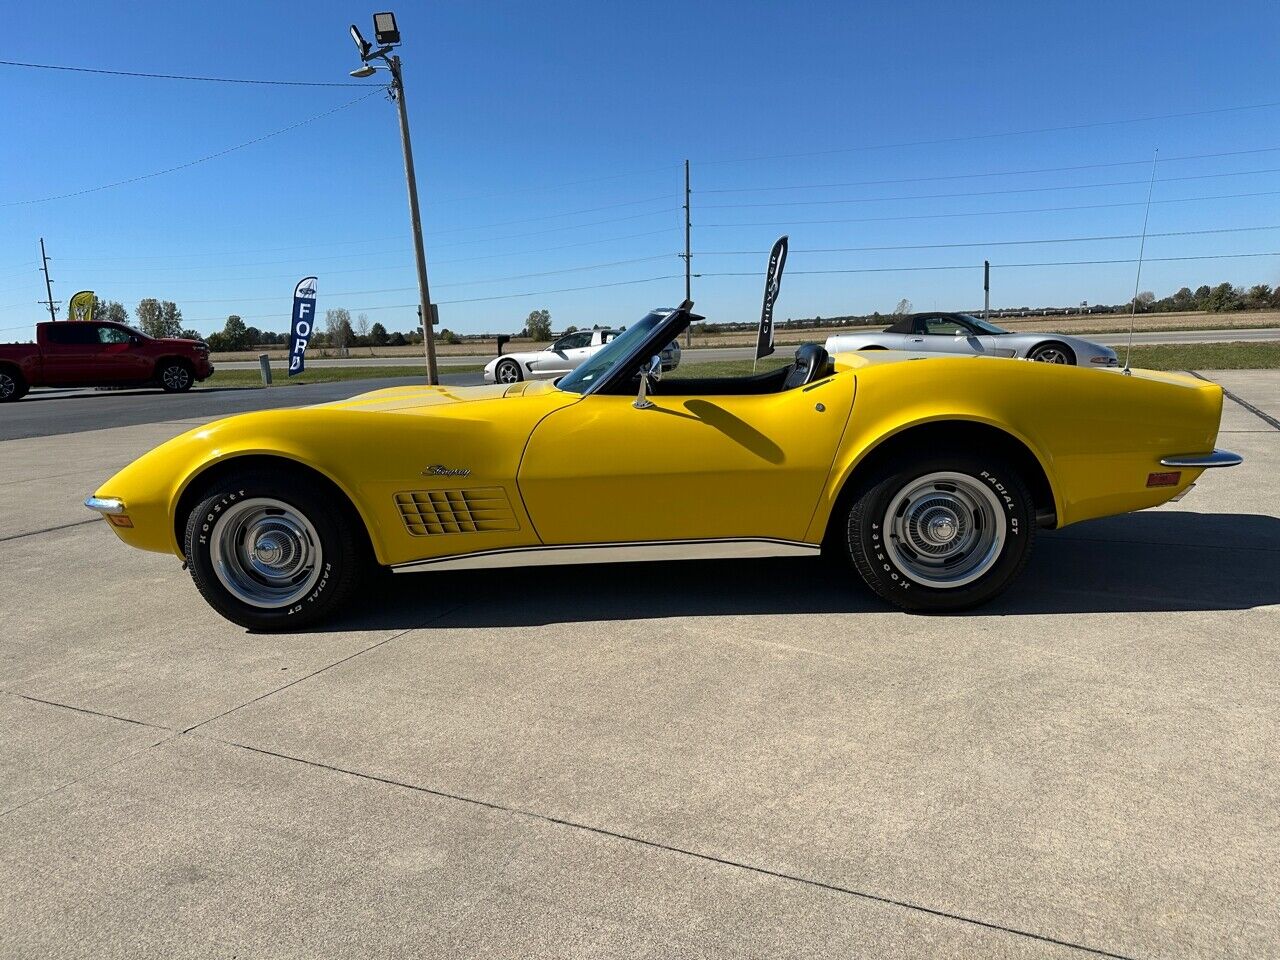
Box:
[183,470,364,630]
[159,360,194,392]
[0,367,28,402]
[843,453,1035,612]
[495,359,523,383]
[1028,341,1075,365]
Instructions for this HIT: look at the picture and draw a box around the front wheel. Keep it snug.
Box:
[495,359,523,383]
[183,471,363,630]
[159,360,194,392]
[843,453,1035,612]
[1028,342,1075,365]
[0,368,28,402]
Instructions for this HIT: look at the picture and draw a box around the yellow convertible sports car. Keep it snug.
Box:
[87,302,1240,630]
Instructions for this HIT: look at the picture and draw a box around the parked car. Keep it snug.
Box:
[826,312,1119,367]
[0,321,213,401]
[484,326,680,383]
[86,301,1238,631]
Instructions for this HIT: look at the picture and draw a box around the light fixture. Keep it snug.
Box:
[373,12,400,45]
[349,23,371,60]
[349,64,377,78]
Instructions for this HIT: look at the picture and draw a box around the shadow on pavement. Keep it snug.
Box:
[325,511,1280,631]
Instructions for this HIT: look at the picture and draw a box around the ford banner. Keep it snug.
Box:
[288,277,318,376]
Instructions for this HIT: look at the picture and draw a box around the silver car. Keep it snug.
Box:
[485,327,681,383]
[826,312,1118,367]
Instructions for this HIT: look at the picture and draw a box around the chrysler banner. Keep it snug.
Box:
[754,235,788,361]
[288,277,317,376]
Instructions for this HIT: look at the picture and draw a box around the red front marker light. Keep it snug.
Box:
[1147,471,1182,488]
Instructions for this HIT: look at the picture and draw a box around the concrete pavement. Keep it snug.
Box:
[1,372,1277,957]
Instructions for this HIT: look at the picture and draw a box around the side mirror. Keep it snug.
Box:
[634,355,662,409]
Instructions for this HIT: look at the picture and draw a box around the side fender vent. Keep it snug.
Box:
[395,487,519,536]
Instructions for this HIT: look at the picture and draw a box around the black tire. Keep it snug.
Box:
[843,452,1035,613]
[158,360,194,392]
[495,358,523,383]
[183,470,364,630]
[1028,341,1076,365]
[0,367,28,402]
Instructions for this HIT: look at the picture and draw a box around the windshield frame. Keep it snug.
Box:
[556,303,690,396]
[958,313,1008,335]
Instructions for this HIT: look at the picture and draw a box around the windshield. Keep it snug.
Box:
[557,309,671,394]
[960,314,1008,335]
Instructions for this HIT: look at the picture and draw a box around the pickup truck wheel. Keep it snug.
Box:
[844,453,1035,613]
[183,471,361,631]
[0,368,28,402]
[159,360,194,392]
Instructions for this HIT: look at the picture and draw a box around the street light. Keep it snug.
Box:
[348,11,439,384]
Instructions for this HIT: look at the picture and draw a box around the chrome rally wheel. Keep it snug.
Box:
[184,469,365,631]
[209,498,323,609]
[882,472,1005,588]
[843,453,1036,612]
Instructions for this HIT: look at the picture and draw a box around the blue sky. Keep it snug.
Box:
[3,0,1280,338]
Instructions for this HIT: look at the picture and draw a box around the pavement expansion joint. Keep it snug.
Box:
[1188,370,1280,430]
[180,601,469,735]
[0,518,100,543]
[197,736,1140,960]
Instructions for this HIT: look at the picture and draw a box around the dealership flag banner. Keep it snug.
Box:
[754,235,788,361]
[69,290,94,322]
[288,277,318,376]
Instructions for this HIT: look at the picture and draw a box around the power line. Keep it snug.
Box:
[699,145,1280,194]
[702,189,1280,229]
[99,255,679,303]
[421,196,677,236]
[1,91,381,206]
[701,167,1280,210]
[697,224,1280,256]
[699,250,1280,278]
[171,274,683,324]
[0,58,367,87]
[698,101,1280,166]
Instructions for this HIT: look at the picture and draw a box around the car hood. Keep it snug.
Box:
[313,378,563,414]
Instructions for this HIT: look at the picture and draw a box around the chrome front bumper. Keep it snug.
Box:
[1159,449,1243,469]
[84,496,126,515]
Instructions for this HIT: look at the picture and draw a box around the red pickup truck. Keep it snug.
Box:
[0,321,214,402]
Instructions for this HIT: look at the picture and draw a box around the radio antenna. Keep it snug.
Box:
[1123,148,1159,375]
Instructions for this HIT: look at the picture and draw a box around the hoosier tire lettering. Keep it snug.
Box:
[842,452,1036,613]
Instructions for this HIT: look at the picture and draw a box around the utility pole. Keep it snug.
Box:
[983,259,990,323]
[388,55,438,384]
[681,159,692,347]
[38,238,59,322]
[347,14,438,384]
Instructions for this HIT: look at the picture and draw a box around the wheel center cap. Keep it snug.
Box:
[916,506,961,546]
[253,532,288,567]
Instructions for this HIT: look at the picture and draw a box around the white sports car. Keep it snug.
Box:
[826,312,1119,367]
[484,326,681,383]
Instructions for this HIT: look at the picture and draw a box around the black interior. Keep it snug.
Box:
[612,343,833,397]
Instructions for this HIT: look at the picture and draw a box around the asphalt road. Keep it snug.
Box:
[215,326,1280,370]
[1,373,481,441]
[1,371,1276,957]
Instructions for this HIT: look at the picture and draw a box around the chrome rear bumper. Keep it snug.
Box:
[1159,449,1243,469]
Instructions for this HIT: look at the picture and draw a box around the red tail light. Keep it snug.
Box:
[1146,471,1181,488]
